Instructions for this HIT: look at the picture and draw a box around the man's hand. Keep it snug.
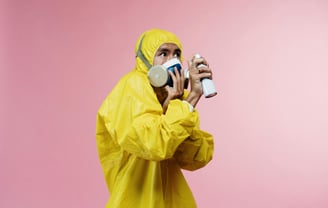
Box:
[162,67,185,112]
[154,67,185,113]
[185,55,213,108]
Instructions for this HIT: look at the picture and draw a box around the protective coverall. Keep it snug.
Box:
[96,29,214,208]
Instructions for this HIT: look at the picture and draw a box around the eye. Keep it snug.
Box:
[174,51,181,58]
[159,52,167,57]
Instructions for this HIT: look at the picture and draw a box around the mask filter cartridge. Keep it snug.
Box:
[148,58,182,87]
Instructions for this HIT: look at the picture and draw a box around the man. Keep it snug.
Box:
[96,28,214,208]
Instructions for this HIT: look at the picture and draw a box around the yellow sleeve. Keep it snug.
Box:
[173,126,214,171]
[172,90,214,171]
[97,72,202,161]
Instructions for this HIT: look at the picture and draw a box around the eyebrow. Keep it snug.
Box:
[174,49,181,54]
[156,47,181,54]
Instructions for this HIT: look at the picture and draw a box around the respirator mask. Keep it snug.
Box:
[147,58,182,87]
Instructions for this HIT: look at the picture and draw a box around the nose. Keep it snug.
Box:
[162,55,174,64]
[167,53,176,60]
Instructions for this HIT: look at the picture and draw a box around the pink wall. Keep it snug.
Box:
[2,0,328,207]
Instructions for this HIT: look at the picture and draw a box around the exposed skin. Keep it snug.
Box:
[152,43,213,113]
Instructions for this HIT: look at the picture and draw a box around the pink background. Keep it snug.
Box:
[1,0,328,207]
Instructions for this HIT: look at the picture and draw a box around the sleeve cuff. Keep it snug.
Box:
[182,100,194,112]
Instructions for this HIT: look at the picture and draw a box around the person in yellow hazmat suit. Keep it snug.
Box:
[96,28,214,208]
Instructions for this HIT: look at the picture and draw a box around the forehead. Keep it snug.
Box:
[156,43,180,52]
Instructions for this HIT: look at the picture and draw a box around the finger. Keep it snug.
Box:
[199,72,213,80]
[201,58,209,67]
[174,67,184,91]
[197,64,207,73]
[193,54,209,68]
[167,71,182,98]
[169,70,182,96]
[180,67,185,80]
[174,67,180,80]
[190,60,199,74]
[168,70,176,88]
[164,85,171,92]
[193,55,204,66]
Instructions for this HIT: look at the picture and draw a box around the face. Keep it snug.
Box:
[153,43,181,65]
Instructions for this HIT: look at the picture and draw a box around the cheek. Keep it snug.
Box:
[153,56,166,66]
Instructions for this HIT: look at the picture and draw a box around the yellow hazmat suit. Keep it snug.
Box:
[96,29,214,208]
